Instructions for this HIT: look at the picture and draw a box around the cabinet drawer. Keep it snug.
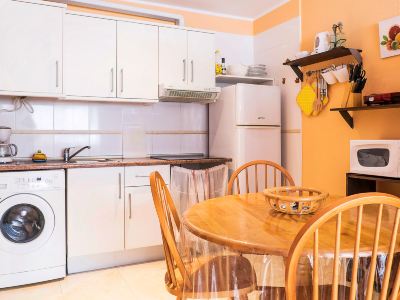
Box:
[125,165,170,187]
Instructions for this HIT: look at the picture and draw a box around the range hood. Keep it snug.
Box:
[159,84,221,103]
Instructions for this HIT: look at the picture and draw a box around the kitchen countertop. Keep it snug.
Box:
[0,157,232,172]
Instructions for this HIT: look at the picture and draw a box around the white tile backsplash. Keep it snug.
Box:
[152,134,181,155]
[90,134,122,156]
[89,103,123,131]
[11,134,54,158]
[16,100,54,130]
[0,97,16,128]
[0,98,207,158]
[181,134,208,155]
[122,103,153,130]
[151,102,181,131]
[54,134,90,158]
[181,103,208,131]
[54,101,89,130]
[0,111,15,129]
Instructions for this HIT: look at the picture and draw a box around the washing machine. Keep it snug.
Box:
[0,170,66,288]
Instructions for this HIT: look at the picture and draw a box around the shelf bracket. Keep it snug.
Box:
[290,65,304,82]
[349,48,363,64]
[339,110,354,128]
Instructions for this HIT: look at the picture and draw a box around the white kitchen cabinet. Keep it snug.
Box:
[159,27,215,89]
[0,0,63,96]
[188,31,216,88]
[67,167,124,257]
[64,14,117,98]
[117,21,158,100]
[125,164,170,187]
[125,186,162,249]
[159,27,188,87]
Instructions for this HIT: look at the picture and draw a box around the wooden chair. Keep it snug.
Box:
[227,160,295,195]
[286,193,400,300]
[150,171,256,300]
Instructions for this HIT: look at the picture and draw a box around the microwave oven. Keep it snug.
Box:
[350,140,400,177]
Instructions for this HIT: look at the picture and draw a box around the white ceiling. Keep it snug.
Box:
[126,0,289,20]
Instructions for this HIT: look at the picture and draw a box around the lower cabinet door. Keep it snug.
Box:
[125,186,162,249]
[67,167,125,257]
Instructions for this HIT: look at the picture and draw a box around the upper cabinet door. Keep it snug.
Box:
[187,31,215,88]
[159,27,188,87]
[117,22,158,100]
[64,14,117,98]
[0,0,63,95]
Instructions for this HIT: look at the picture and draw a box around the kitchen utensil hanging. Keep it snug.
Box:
[296,74,317,116]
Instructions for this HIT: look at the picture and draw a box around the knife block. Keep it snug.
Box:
[349,93,362,107]
[342,82,362,108]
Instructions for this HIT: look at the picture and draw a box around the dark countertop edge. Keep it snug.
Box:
[0,157,232,172]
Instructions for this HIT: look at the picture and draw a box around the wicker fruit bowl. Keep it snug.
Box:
[264,186,329,215]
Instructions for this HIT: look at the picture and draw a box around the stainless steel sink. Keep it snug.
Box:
[73,158,121,163]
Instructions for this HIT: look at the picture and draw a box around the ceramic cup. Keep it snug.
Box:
[333,65,349,83]
[321,69,337,85]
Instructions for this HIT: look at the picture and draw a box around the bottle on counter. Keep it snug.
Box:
[215,50,222,75]
[221,58,227,75]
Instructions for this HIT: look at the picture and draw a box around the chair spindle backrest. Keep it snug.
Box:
[227,160,295,195]
[286,193,400,300]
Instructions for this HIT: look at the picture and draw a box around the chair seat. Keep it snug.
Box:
[166,255,256,298]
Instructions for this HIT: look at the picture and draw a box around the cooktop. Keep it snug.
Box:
[150,153,220,161]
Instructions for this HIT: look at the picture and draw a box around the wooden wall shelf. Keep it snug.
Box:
[216,75,274,85]
[283,47,362,81]
[330,104,400,128]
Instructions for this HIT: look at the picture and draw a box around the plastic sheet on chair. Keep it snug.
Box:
[171,164,228,214]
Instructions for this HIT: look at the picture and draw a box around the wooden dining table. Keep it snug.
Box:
[182,193,397,257]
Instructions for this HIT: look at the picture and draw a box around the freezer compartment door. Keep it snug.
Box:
[235,84,281,126]
[234,126,282,192]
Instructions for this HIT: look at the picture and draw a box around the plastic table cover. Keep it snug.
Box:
[175,201,400,299]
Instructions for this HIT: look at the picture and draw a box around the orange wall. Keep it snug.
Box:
[301,0,400,195]
[253,0,299,35]
[69,0,253,35]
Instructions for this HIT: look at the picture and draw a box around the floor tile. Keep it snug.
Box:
[0,279,63,300]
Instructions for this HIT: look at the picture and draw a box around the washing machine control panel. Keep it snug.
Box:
[0,170,65,193]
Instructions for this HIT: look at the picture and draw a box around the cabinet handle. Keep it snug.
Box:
[128,193,132,219]
[135,175,150,178]
[120,69,124,93]
[111,68,114,93]
[118,173,122,199]
[55,61,59,88]
[183,59,186,82]
[191,60,194,82]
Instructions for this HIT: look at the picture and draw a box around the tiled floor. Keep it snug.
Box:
[0,260,175,300]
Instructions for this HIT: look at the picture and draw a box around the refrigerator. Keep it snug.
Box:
[209,83,281,182]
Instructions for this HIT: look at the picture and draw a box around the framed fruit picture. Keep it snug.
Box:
[379,16,400,58]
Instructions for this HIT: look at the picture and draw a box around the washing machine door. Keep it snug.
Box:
[0,193,55,254]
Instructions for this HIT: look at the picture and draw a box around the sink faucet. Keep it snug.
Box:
[63,146,91,162]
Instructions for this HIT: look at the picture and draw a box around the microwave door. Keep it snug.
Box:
[351,143,399,177]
